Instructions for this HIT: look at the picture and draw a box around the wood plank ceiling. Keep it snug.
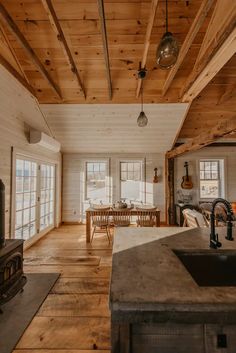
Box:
[0,0,235,141]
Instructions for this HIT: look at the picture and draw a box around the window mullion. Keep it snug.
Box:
[36,163,41,233]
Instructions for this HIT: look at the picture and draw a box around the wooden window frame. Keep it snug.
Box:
[84,159,110,203]
[198,158,226,201]
[118,159,146,203]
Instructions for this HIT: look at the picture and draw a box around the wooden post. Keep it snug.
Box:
[166,156,175,225]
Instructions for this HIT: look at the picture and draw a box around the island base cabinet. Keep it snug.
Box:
[132,323,205,353]
[205,325,236,353]
[111,322,236,353]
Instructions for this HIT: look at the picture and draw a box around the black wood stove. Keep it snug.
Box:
[0,179,26,310]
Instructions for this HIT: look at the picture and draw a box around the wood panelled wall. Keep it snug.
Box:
[62,153,165,223]
[175,146,236,205]
[0,65,62,238]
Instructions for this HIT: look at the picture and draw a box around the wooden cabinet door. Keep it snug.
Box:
[132,323,205,353]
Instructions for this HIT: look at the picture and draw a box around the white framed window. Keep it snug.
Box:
[120,160,144,202]
[199,159,225,199]
[85,161,109,204]
[14,156,56,240]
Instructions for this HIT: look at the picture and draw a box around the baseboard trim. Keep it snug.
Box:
[24,226,54,250]
[62,221,83,225]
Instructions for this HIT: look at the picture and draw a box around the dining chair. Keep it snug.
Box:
[136,207,157,227]
[90,208,111,243]
[112,209,131,227]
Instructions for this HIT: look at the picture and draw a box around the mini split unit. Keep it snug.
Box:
[29,129,61,153]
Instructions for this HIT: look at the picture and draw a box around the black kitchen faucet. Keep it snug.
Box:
[210,198,234,249]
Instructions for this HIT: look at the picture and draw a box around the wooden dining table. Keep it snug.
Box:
[85,207,161,243]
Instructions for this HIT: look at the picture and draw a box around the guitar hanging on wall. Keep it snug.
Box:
[181,162,193,189]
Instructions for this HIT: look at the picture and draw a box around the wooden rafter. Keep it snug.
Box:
[166,115,236,159]
[97,0,112,100]
[182,27,236,102]
[41,0,86,99]
[0,22,29,83]
[0,2,62,99]
[180,0,236,102]
[0,53,35,96]
[162,0,214,97]
[136,0,159,98]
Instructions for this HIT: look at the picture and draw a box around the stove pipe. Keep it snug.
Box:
[0,179,6,248]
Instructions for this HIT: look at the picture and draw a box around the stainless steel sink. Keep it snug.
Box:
[173,250,236,287]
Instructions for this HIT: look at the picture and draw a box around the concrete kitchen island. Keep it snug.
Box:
[110,227,236,353]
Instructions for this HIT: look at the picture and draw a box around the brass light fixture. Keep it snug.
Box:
[137,68,148,127]
[156,0,179,69]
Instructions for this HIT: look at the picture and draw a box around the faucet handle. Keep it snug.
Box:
[210,233,222,249]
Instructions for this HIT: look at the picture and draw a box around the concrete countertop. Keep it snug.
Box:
[110,227,236,313]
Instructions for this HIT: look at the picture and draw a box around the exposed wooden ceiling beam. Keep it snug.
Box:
[180,0,236,102]
[97,0,112,100]
[182,27,236,102]
[162,0,214,97]
[0,23,29,83]
[136,0,159,98]
[166,115,236,159]
[0,53,35,96]
[41,0,86,99]
[0,3,62,99]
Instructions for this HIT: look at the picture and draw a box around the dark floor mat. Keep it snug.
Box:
[0,272,59,353]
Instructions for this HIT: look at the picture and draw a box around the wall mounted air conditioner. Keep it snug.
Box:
[29,129,61,153]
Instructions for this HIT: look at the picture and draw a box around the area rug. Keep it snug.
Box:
[0,273,59,353]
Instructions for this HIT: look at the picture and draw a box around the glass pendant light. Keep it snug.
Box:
[137,86,148,127]
[156,0,179,69]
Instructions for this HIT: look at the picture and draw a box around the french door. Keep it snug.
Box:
[14,157,55,240]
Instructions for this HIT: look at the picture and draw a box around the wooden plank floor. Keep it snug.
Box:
[14,225,112,353]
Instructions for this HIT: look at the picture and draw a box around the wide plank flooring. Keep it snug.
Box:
[13,225,112,353]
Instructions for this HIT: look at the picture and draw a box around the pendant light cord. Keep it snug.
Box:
[165,0,168,32]
[141,85,143,112]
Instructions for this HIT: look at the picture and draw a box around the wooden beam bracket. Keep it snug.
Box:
[166,115,236,159]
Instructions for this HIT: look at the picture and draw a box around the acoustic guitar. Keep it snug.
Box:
[181,162,193,189]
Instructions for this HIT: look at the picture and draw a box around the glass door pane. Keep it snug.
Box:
[40,164,55,231]
[15,158,38,240]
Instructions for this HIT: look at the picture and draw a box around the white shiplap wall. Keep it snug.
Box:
[62,153,166,223]
[175,146,236,205]
[41,103,190,153]
[0,65,62,238]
